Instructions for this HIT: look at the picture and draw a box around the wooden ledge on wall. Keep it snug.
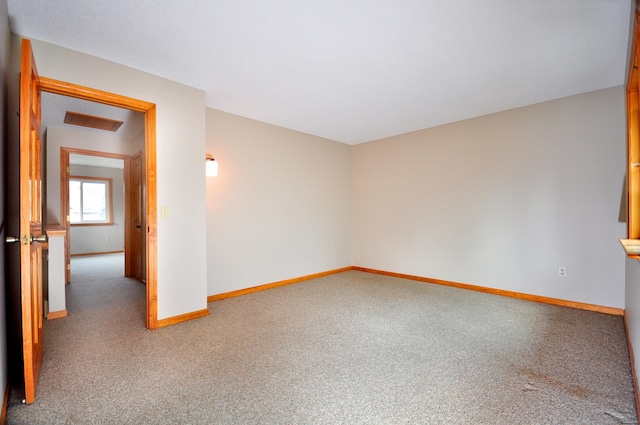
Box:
[621,239,640,259]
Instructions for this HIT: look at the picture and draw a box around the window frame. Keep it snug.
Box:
[69,175,114,226]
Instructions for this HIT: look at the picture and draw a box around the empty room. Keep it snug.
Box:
[1,1,640,424]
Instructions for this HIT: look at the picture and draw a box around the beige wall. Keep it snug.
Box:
[206,109,352,295]
[352,86,626,308]
[206,88,627,309]
[16,36,208,320]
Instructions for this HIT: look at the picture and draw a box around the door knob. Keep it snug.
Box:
[30,234,47,243]
[5,236,19,244]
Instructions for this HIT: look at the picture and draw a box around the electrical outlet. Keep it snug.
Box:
[559,267,567,277]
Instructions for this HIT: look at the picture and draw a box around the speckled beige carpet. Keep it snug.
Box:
[6,254,638,424]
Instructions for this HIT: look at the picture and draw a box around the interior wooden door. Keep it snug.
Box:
[61,151,71,283]
[131,151,143,282]
[19,38,45,405]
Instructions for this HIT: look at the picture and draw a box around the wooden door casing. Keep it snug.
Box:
[60,148,131,281]
[38,77,158,330]
[131,151,143,282]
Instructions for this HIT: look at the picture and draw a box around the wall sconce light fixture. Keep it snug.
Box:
[206,154,218,177]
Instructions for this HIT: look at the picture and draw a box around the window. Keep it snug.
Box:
[69,176,113,225]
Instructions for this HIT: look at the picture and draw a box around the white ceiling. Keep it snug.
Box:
[7,0,634,145]
[41,91,145,141]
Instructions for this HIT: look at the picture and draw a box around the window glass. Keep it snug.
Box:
[69,177,112,224]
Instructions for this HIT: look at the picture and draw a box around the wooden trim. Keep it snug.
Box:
[61,148,133,159]
[156,308,209,328]
[47,310,68,320]
[70,250,124,257]
[61,149,130,282]
[628,6,640,241]
[127,151,143,281]
[624,312,640,425]
[145,105,158,329]
[629,6,639,93]
[70,223,116,227]
[208,266,622,316]
[42,77,158,330]
[207,267,354,303]
[60,148,70,283]
[39,77,153,112]
[1,379,9,425]
[629,88,640,239]
[44,225,66,238]
[621,238,640,258]
[352,267,624,316]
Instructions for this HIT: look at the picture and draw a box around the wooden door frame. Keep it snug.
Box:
[60,148,133,279]
[39,77,159,329]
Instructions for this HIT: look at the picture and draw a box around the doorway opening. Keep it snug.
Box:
[40,77,159,329]
[58,149,146,282]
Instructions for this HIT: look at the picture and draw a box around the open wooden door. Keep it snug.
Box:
[130,151,144,282]
[18,38,45,404]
